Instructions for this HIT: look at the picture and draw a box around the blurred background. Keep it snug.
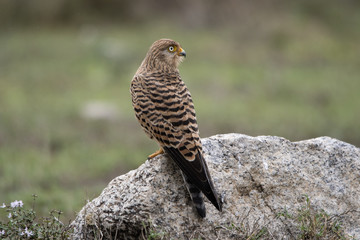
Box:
[1,0,359,222]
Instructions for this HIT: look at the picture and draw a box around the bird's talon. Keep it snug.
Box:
[148,148,164,159]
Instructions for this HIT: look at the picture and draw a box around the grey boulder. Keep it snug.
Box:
[71,133,360,239]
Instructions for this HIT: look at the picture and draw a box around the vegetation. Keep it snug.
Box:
[0,0,359,233]
[141,221,169,240]
[277,196,355,240]
[0,196,72,239]
[0,195,354,239]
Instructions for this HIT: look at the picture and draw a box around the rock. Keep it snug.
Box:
[71,134,360,239]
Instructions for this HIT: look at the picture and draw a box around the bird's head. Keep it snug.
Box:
[146,39,186,70]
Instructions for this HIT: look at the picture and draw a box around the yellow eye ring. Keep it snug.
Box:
[168,46,177,52]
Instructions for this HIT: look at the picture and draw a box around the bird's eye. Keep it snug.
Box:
[168,46,176,52]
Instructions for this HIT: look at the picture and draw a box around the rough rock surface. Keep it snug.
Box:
[71,134,360,239]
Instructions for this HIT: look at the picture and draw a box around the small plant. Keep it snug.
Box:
[214,210,270,240]
[277,195,354,240]
[0,195,72,239]
[220,223,268,240]
[140,220,169,240]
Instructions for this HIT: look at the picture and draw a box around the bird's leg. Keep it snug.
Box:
[148,148,164,159]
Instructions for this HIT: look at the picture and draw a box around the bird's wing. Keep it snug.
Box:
[131,74,184,147]
[163,146,222,211]
[131,74,222,211]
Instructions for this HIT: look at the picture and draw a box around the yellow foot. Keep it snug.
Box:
[148,148,164,159]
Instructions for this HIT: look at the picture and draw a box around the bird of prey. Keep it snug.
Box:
[130,39,222,218]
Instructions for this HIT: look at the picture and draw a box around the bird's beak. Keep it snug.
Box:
[178,47,186,57]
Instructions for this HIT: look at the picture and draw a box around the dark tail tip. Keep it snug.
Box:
[196,205,206,218]
[190,187,207,218]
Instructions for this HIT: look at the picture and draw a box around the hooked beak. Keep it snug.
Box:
[178,47,186,57]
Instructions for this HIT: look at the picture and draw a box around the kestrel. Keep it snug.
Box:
[130,39,222,218]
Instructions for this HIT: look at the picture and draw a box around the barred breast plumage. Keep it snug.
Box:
[130,39,222,217]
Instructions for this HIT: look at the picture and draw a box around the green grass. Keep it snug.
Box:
[0,196,353,239]
[1,9,360,223]
[277,196,354,239]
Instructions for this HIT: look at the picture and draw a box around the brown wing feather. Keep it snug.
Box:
[131,74,222,211]
[131,74,184,148]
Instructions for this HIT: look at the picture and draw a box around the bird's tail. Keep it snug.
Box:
[180,171,206,218]
[163,146,222,215]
